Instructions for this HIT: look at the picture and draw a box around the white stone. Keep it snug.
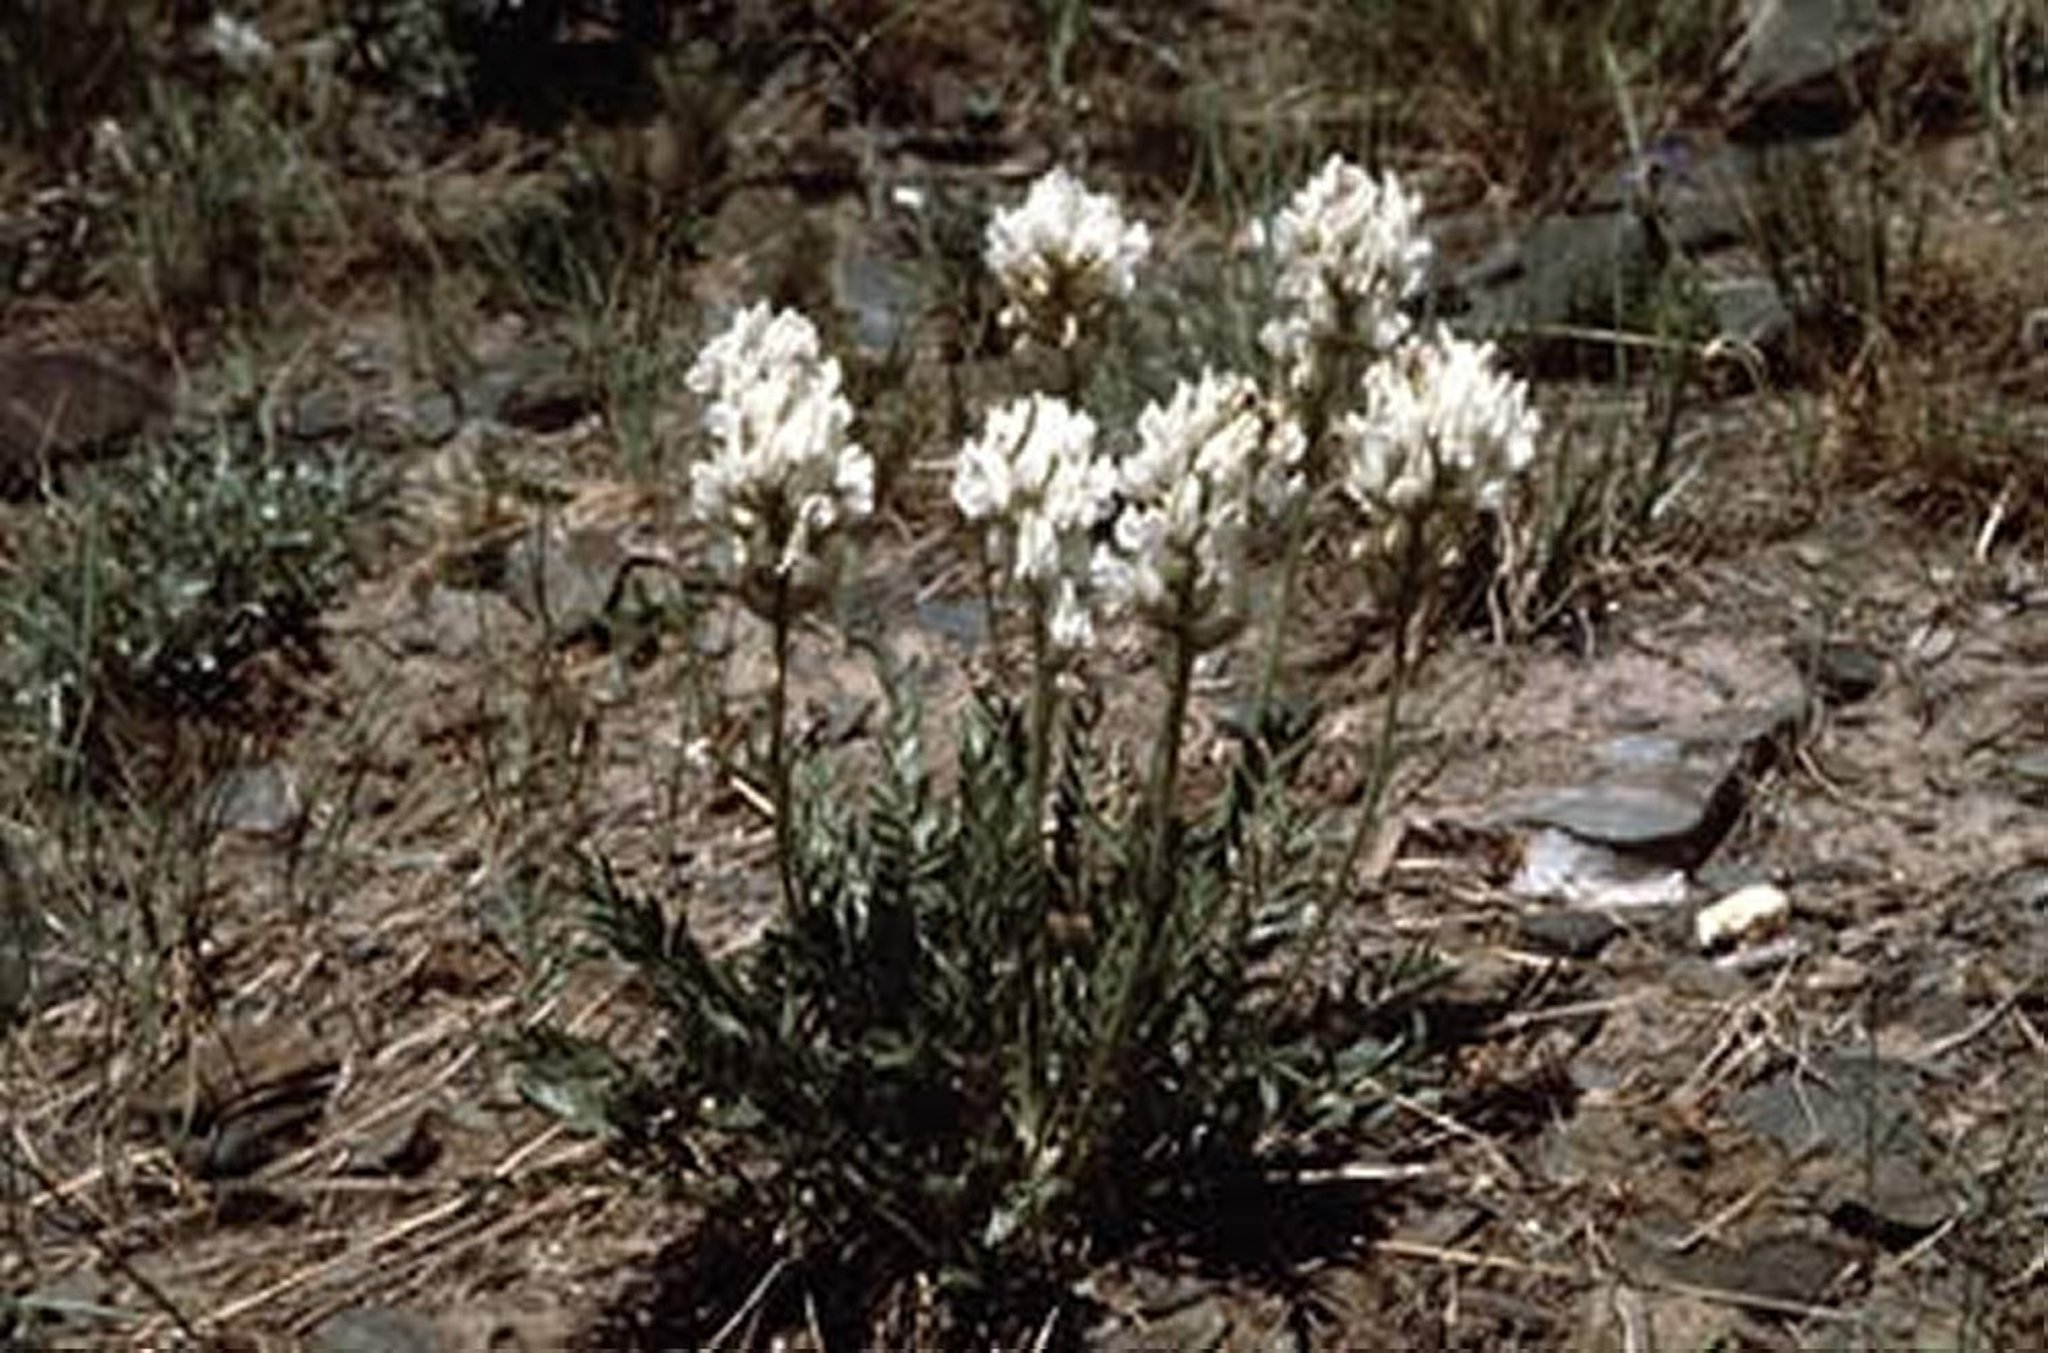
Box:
[1695,883,1790,950]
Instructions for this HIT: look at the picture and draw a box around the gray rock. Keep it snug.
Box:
[345,1108,442,1177]
[0,828,50,1028]
[0,349,171,497]
[913,596,989,649]
[311,1305,441,1353]
[1724,0,1987,141]
[463,341,593,432]
[2008,749,2048,804]
[204,762,306,838]
[1092,1295,1231,1353]
[1658,1231,1858,1307]
[1732,1052,1955,1243]
[404,390,463,445]
[503,520,629,641]
[833,232,924,360]
[1497,696,1812,889]
[2023,307,2048,355]
[1786,637,1883,705]
[1516,908,1623,959]
[1725,0,1900,136]
[291,387,361,442]
[401,585,526,659]
[1502,772,1746,869]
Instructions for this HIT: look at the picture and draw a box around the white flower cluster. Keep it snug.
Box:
[1094,370,1304,642]
[201,11,274,73]
[686,303,874,589]
[985,167,1152,349]
[1337,330,1539,518]
[1258,155,1433,390]
[954,395,1116,650]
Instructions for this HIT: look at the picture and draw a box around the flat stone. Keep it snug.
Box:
[1659,1230,1857,1307]
[1725,0,1990,141]
[132,1026,338,1179]
[204,762,306,838]
[833,231,923,359]
[0,349,170,496]
[502,520,628,641]
[1732,1052,1955,1244]
[401,585,526,658]
[913,595,989,649]
[344,1108,443,1178]
[291,387,360,441]
[310,1305,441,1353]
[1786,637,1883,705]
[1516,908,1623,959]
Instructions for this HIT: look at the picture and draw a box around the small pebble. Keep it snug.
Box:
[1695,882,1790,950]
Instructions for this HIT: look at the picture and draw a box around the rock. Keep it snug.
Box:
[344,1108,443,1178]
[400,585,527,659]
[1511,827,1689,909]
[1516,908,1623,959]
[832,230,924,360]
[461,340,593,432]
[204,762,306,839]
[1694,882,1790,950]
[1724,0,1986,142]
[2024,307,2048,356]
[0,349,171,497]
[1446,136,1782,372]
[1724,0,1900,139]
[1732,1052,1956,1245]
[913,596,989,649]
[310,1305,441,1353]
[0,826,51,1028]
[132,1026,338,1180]
[1651,1230,1858,1307]
[503,520,629,641]
[1091,1295,1231,1353]
[2007,749,2048,805]
[1495,695,1811,882]
[404,390,463,445]
[1786,637,1883,705]
[291,387,361,442]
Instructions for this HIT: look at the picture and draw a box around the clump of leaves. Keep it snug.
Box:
[97,79,340,325]
[1,427,376,787]
[551,670,1419,1343]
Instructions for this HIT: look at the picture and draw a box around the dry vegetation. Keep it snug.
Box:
[4,2,2048,1349]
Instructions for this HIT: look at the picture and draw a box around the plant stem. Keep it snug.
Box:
[767,574,797,915]
[1340,515,1430,883]
[1253,496,1311,728]
[1027,595,1056,838]
[1145,576,1199,928]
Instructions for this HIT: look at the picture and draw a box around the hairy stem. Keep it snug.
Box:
[768,574,797,915]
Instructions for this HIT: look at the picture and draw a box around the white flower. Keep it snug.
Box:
[1336,330,1539,520]
[686,303,873,591]
[1257,156,1433,390]
[201,11,273,72]
[1094,370,1303,641]
[985,167,1151,349]
[954,394,1116,649]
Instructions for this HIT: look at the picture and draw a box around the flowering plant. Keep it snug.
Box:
[1257,155,1433,397]
[685,302,874,612]
[985,166,1152,351]
[1095,369,1303,649]
[953,394,1116,652]
[1337,328,1539,522]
